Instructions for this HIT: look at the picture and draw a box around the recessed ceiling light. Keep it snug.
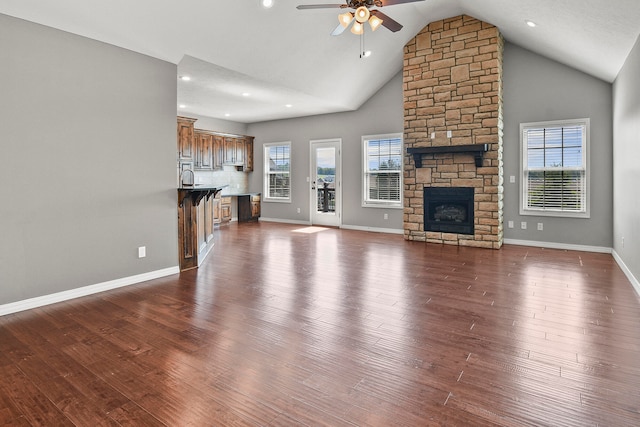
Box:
[525,20,536,28]
[179,76,191,81]
[261,0,274,8]
[363,50,372,57]
[178,104,186,109]
[285,104,293,108]
[224,113,231,117]
[242,92,250,97]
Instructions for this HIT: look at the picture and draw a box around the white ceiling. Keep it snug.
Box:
[2,0,639,123]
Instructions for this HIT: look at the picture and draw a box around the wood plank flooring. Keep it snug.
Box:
[1,222,639,426]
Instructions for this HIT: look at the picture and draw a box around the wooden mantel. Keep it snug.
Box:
[407,144,489,168]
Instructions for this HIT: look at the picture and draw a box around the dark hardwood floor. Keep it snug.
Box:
[1,222,639,426]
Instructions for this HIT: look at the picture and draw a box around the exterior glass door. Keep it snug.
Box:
[310,139,341,226]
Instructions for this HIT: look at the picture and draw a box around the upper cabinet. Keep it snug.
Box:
[244,137,254,172]
[222,135,252,171]
[177,117,197,165]
[213,135,224,170]
[194,130,213,170]
[177,117,254,172]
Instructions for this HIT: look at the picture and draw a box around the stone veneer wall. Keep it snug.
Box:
[403,15,504,249]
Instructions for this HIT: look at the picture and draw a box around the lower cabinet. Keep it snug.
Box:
[221,197,232,223]
[213,196,222,224]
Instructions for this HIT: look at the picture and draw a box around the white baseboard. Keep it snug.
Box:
[340,224,404,235]
[612,250,640,297]
[503,238,612,254]
[505,239,640,297]
[259,217,312,225]
[0,266,180,317]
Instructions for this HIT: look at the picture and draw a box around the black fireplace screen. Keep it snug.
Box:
[424,187,474,235]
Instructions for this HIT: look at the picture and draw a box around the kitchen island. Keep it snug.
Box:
[177,185,224,271]
[178,187,261,271]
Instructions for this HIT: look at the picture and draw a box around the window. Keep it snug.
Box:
[264,142,291,203]
[363,134,403,208]
[520,119,589,218]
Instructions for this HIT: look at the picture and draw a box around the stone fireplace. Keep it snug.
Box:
[403,15,504,249]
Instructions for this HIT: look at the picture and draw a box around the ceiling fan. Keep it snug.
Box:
[296,0,426,36]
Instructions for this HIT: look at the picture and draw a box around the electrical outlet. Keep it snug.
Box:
[537,223,543,231]
[508,220,514,228]
[383,213,389,220]
[297,207,301,214]
[431,132,435,139]
[138,246,146,258]
[509,175,516,183]
[520,221,527,230]
[447,130,452,138]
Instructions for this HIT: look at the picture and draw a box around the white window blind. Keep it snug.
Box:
[363,134,403,208]
[264,143,291,202]
[521,120,589,217]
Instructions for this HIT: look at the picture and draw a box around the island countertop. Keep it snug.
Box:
[177,185,225,207]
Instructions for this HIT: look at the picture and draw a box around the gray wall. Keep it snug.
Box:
[612,35,640,283]
[0,15,178,305]
[247,72,404,230]
[502,42,614,248]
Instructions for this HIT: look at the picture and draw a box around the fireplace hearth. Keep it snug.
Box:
[424,187,474,235]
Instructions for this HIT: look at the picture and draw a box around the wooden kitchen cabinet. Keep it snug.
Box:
[177,117,197,164]
[244,137,254,172]
[222,136,247,166]
[251,194,260,218]
[220,196,232,223]
[234,138,244,165]
[213,195,222,224]
[194,130,214,170]
[213,135,224,170]
[223,137,235,164]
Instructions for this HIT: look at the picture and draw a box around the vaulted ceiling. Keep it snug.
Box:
[2,0,639,123]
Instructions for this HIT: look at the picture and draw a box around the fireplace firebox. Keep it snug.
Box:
[424,187,474,235]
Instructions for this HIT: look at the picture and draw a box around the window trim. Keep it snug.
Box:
[263,141,292,204]
[362,133,404,209]
[519,118,590,218]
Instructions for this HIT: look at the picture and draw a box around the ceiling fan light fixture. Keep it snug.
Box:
[354,6,370,23]
[338,11,353,28]
[368,15,383,31]
[351,20,364,35]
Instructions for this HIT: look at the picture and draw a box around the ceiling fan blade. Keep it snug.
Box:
[331,22,349,36]
[371,10,403,32]
[379,0,426,5]
[296,4,345,9]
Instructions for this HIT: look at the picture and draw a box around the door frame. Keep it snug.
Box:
[309,138,342,227]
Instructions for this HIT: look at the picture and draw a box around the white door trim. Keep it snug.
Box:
[310,138,342,227]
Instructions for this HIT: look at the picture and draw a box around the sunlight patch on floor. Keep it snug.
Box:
[292,226,329,234]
